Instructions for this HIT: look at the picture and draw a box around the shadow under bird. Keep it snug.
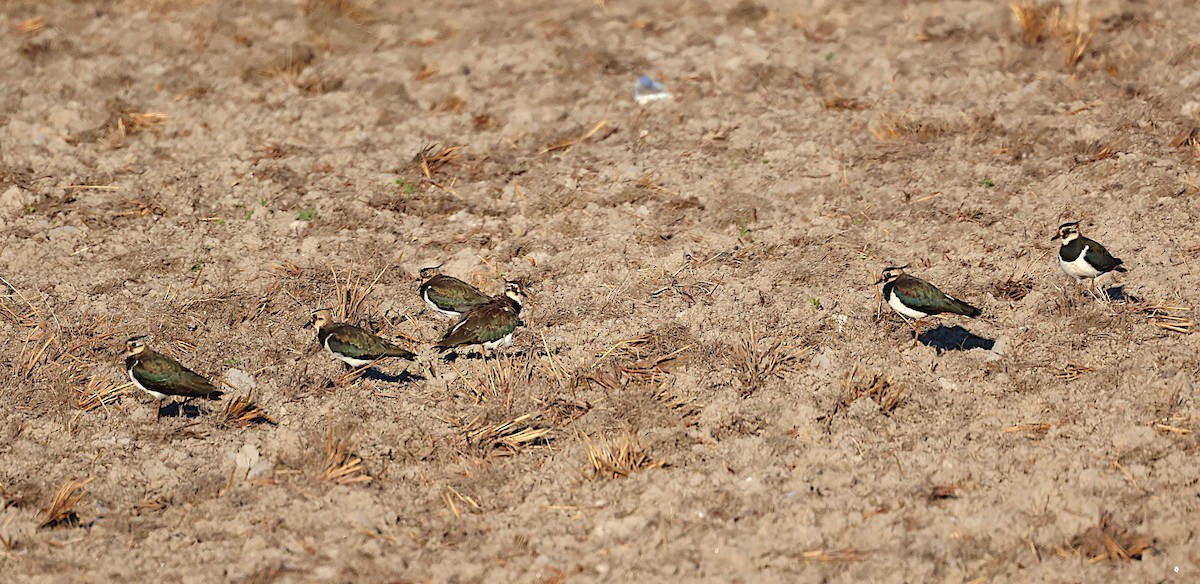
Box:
[435,282,525,355]
[1051,221,1126,297]
[875,266,981,338]
[418,266,492,318]
[311,308,416,368]
[124,337,223,420]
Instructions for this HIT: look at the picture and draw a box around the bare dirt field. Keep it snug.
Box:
[3,0,1200,581]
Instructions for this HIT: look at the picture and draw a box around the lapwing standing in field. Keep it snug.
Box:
[417,267,492,318]
[124,337,223,421]
[1051,221,1126,299]
[875,266,981,340]
[310,308,417,369]
[434,282,525,356]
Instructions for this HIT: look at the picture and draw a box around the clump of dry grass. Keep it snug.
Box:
[540,120,610,155]
[317,420,371,486]
[237,279,284,323]
[822,95,867,111]
[413,143,465,179]
[0,276,42,327]
[580,333,691,390]
[1010,0,1059,44]
[795,547,864,564]
[1053,364,1094,382]
[222,392,277,427]
[14,326,55,380]
[329,264,388,324]
[66,100,166,147]
[1004,422,1054,438]
[993,276,1034,302]
[1059,510,1153,562]
[0,515,14,551]
[445,351,527,403]
[582,429,665,479]
[1010,0,1095,67]
[1172,127,1199,154]
[730,324,802,397]
[75,378,131,411]
[536,396,592,427]
[459,412,552,455]
[869,111,946,143]
[1138,304,1193,334]
[819,364,906,429]
[39,478,93,529]
[443,486,481,518]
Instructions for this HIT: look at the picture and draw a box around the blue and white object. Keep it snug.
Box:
[634,75,672,105]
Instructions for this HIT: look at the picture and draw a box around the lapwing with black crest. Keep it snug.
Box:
[875,265,981,340]
[417,266,492,318]
[124,337,223,421]
[1050,221,1126,299]
[434,282,525,357]
[310,308,417,370]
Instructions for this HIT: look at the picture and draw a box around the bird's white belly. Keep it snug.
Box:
[481,333,514,351]
[1059,245,1101,279]
[128,368,166,400]
[325,337,372,367]
[887,291,929,319]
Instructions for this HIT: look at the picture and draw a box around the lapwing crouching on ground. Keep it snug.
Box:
[310,309,417,369]
[417,266,492,318]
[875,266,981,340]
[1051,221,1126,299]
[124,337,223,421]
[435,282,525,357]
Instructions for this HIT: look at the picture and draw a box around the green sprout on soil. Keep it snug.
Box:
[395,180,416,193]
[735,216,754,242]
[978,177,995,188]
[298,208,317,221]
[190,261,205,273]
[223,358,242,368]
[825,52,835,61]
[809,297,823,310]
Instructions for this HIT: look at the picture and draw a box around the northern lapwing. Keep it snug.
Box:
[434,282,525,356]
[124,337,223,421]
[417,267,491,318]
[1051,221,1126,299]
[875,266,981,339]
[310,308,417,369]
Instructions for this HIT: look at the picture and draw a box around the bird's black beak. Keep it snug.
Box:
[873,276,885,285]
[1049,233,1060,241]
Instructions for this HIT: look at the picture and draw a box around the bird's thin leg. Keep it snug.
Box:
[155,398,162,422]
[898,315,921,345]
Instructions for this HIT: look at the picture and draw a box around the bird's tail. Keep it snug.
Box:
[387,347,417,360]
[949,297,982,318]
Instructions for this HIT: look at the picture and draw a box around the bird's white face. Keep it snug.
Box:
[125,338,146,357]
[1055,223,1081,244]
[504,282,526,305]
[876,267,905,285]
[419,267,440,280]
[311,309,331,329]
